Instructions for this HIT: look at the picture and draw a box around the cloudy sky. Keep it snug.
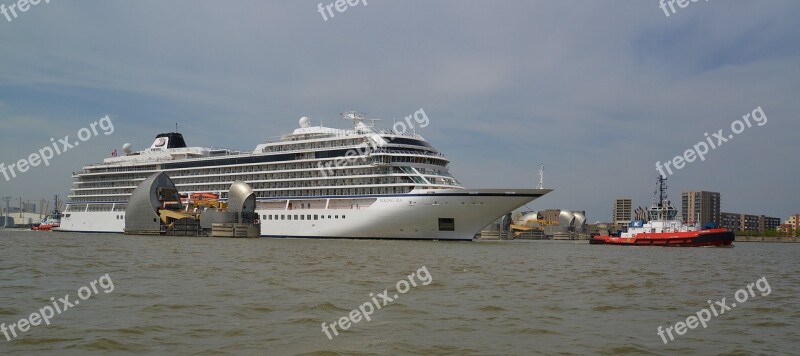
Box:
[1,0,798,222]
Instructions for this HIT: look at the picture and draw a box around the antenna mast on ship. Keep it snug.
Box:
[342,111,380,131]
[651,175,671,221]
[1,196,10,228]
[52,194,61,215]
[537,163,544,189]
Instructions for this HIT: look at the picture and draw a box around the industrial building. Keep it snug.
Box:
[0,212,43,228]
[511,209,587,240]
[124,172,259,237]
[1,196,61,228]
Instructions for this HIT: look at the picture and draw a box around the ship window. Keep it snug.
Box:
[439,218,455,231]
[342,215,346,219]
[328,215,332,219]
[288,215,292,220]
[301,215,305,220]
[307,215,311,220]
[335,215,339,219]
[281,215,285,220]
[294,215,298,220]
[314,215,318,220]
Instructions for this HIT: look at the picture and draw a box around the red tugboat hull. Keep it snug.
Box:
[590,228,734,247]
[31,224,58,231]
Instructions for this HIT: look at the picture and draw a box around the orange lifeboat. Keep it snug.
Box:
[190,192,219,201]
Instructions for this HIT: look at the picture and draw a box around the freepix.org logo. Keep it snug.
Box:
[1,0,52,23]
[656,277,771,345]
[655,106,767,177]
[321,266,433,340]
[317,0,367,22]
[0,115,115,182]
[317,108,429,178]
[1,274,114,342]
[659,0,710,18]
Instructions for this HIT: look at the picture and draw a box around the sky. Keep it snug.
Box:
[0,0,798,222]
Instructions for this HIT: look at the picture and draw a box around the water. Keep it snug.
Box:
[1,230,798,355]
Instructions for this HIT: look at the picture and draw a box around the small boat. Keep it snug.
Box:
[589,227,734,247]
[590,176,734,247]
[31,217,61,231]
[190,192,219,201]
[31,195,62,231]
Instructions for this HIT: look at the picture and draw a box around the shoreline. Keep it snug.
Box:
[735,236,800,243]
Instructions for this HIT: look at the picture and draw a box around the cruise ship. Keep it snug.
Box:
[58,113,551,240]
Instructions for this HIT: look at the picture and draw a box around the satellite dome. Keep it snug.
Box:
[123,143,132,154]
[299,116,311,128]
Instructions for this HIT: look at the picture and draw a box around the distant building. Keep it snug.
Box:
[742,214,760,231]
[21,202,37,214]
[721,212,781,232]
[681,191,720,226]
[762,216,781,232]
[778,213,798,235]
[783,214,800,231]
[720,212,740,231]
[613,198,632,226]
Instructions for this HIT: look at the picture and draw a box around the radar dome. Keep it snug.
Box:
[122,143,132,154]
[299,116,311,128]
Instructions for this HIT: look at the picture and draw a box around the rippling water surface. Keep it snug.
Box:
[1,230,798,355]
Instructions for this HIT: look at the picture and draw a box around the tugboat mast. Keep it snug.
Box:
[650,175,671,221]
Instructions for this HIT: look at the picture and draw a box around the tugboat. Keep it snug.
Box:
[590,176,734,247]
[31,195,62,231]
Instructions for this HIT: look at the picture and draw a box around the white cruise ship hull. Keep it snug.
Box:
[58,189,549,240]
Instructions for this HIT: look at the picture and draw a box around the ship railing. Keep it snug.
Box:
[373,129,421,138]
[259,140,427,155]
[81,146,251,167]
[261,132,347,145]
[206,147,250,156]
[261,128,421,145]
[369,149,446,158]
